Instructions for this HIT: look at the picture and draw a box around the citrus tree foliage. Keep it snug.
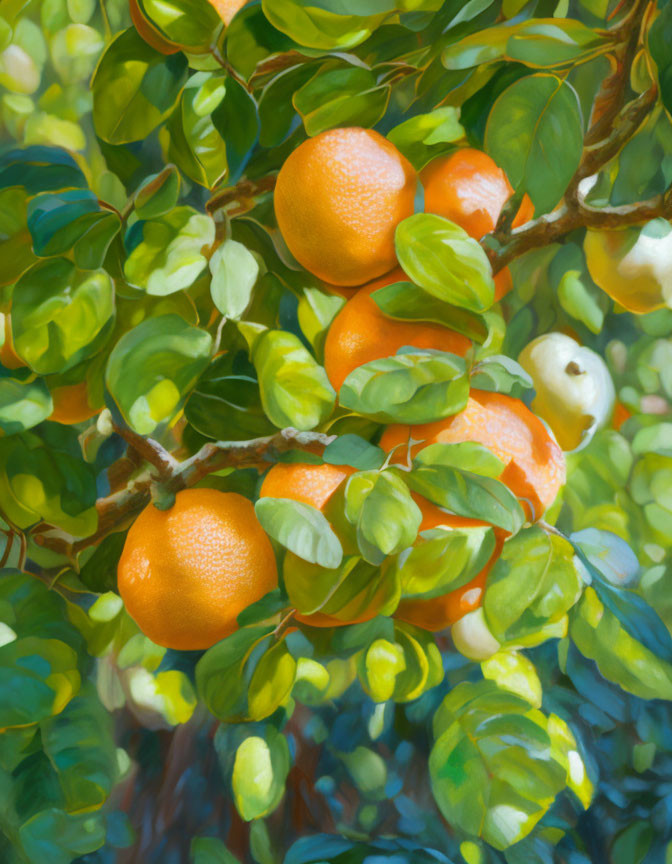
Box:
[1,0,672,862]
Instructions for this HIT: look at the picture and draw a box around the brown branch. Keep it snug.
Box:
[206,173,277,217]
[34,428,334,557]
[112,422,178,482]
[587,0,649,144]
[486,185,672,271]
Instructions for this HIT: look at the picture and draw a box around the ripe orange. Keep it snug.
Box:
[118,489,278,650]
[274,128,417,286]
[260,461,489,629]
[380,389,566,520]
[323,268,471,391]
[421,149,534,239]
[421,149,534,301]
[0,314,24,370]
[49,381,100,425]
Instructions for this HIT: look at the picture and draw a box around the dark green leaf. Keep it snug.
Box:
[485,74,583,214]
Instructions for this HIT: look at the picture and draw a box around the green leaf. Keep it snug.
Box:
[247,639,297,721]
[387,106,465,170]
[185,353,275,441]
[92,28,188,144]
[105,314,212,435]
[210,238,260,319]
[345,469,422,563]
[250,329,335,430]
[413,441,505,477]
[485,74,583,215]
[470,355,534,397]
[161,71,229,189]
[395,214,495,312]
[139,0,222,52]
[0,145,87,194]
[442,18,607,71]
[27,189,120,268]
[12,258,115,374]
[297,285,345,356]
[293,60,389,136]
[124,206,215,295]
[323,434,386,471]
[551,243,608,334]
[570,585,672,701]
[191,837,241,864]
[430,680,578,849]
[0,376,52,435]
[19,809,106,864]
[0,571,84,727]
[406,464,525,534]
[260,0,388,50]
[370,279,490,344]
[340,348,470,425]
[648,0,672,118]
[397,525,495,599]
[481,650,542,708]
[40,683,118,812]
[209,76,259,183]
[134,165,181,220]
[196,625,273,720]
[232,729,290,821]
[484,526,582,644]
[0,187,37,286]
[255,496,343,568]
[359,638,406,702]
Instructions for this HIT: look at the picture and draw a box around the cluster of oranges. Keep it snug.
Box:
[118,127,566,652]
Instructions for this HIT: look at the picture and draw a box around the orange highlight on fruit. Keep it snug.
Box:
[323,268,471,391]
[274,128,417,287]
[118,489,278,650]
[380,389,566,520]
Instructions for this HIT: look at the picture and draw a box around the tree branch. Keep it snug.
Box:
[34,428,334,557]
[112,422,178,482]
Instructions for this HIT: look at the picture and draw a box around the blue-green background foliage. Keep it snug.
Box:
[2,0,672,861]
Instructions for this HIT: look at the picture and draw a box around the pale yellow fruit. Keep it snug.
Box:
[451,608,501,661]
[584,220,672,314]
[518,332,615,452]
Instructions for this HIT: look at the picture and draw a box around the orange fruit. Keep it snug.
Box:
[323,268,471,391]
[612,400,632,431]
[274,128,417,286]
[209,0,250,24]
[421,149,535,302]
[0,315,24,370]
[128,0,181,54]
[49,381,100,425]
[260,461,489,629]
[118,489,278,650]
[380,389,566,520]
[421,148,534,239]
